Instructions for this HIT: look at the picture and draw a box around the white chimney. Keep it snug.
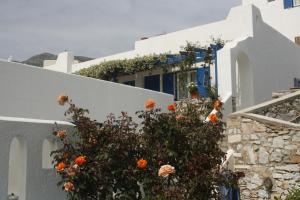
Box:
[43,51,75,73]
[8,55,13,62]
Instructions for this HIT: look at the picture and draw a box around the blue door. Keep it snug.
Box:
[163,73,174,95]
[144,75,160,92]
[197,67,210,98]
[284,0,293,8]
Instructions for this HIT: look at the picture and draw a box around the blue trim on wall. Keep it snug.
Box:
[284,0,294,9]
[197,68,205,97]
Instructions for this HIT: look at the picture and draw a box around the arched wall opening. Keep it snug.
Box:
[8,137,27,200]
[42,138,58,169]
[234,52,254,110]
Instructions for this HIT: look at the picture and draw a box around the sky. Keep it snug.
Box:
[0,0,241,61]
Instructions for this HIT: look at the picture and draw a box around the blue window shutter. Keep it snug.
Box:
[197,67,211,98]
[197,68,207,97]
[144,75,160,92]
[284,0,293,9]
[163,73,174,95]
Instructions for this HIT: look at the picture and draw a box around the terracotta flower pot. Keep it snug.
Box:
[190,92,200,99]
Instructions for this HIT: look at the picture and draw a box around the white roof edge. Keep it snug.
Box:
[0,116,75,126]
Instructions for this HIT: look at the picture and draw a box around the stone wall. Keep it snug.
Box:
[227,115,300,199]
[253,97,300,123]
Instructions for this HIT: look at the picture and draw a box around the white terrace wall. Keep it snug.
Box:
[0,117,74,200]
[218,5,300,115]
[0,60,173,122]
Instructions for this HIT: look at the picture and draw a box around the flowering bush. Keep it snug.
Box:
[137,98,225,199]
[52,94,226,199]
[52,100,143,199]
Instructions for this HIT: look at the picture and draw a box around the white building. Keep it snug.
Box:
[1,0,300,199]
[45,0,300,115]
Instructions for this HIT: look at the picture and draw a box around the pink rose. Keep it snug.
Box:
[158,164,176,177]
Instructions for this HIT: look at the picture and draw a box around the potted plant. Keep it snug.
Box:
[187,82,199,99]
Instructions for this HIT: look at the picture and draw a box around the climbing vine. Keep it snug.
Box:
[76,40,224,82]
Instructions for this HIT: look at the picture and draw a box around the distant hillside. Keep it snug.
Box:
[22,52,93,67]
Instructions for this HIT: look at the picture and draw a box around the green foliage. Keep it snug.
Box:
[53,104,143,200]
[52,97,225,200]
[178,42,197,71]
[76,41,224,82]
[206,85,219,101]
[286,189,300,200]
[275,188,300,200]
[76,54,171,81]
[137,99,225,200]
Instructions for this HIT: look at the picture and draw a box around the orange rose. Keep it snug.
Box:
[137,159,147,169]
[158,164,176,177]
[64,182,74,191]
[145,99,155,109]
[208,114,218,123]
[56,130,66,139]
[75,156,86,166]
[55,162,66,172]
[167,103,176,111]
[57,93,68,106]
[213,100,223,111]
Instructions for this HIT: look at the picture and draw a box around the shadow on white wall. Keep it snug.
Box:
[235,51,254,110]
[42,138,58,169]
[8,137,27,200]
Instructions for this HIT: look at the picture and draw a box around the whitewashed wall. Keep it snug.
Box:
[0,117,74,200]
[243,0,300,42]
[218,5,300,116]
[0,61,173,199]
[0,60,173,122]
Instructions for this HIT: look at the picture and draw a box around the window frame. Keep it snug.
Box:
[176,70,197,100]
[294,0,300,6]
